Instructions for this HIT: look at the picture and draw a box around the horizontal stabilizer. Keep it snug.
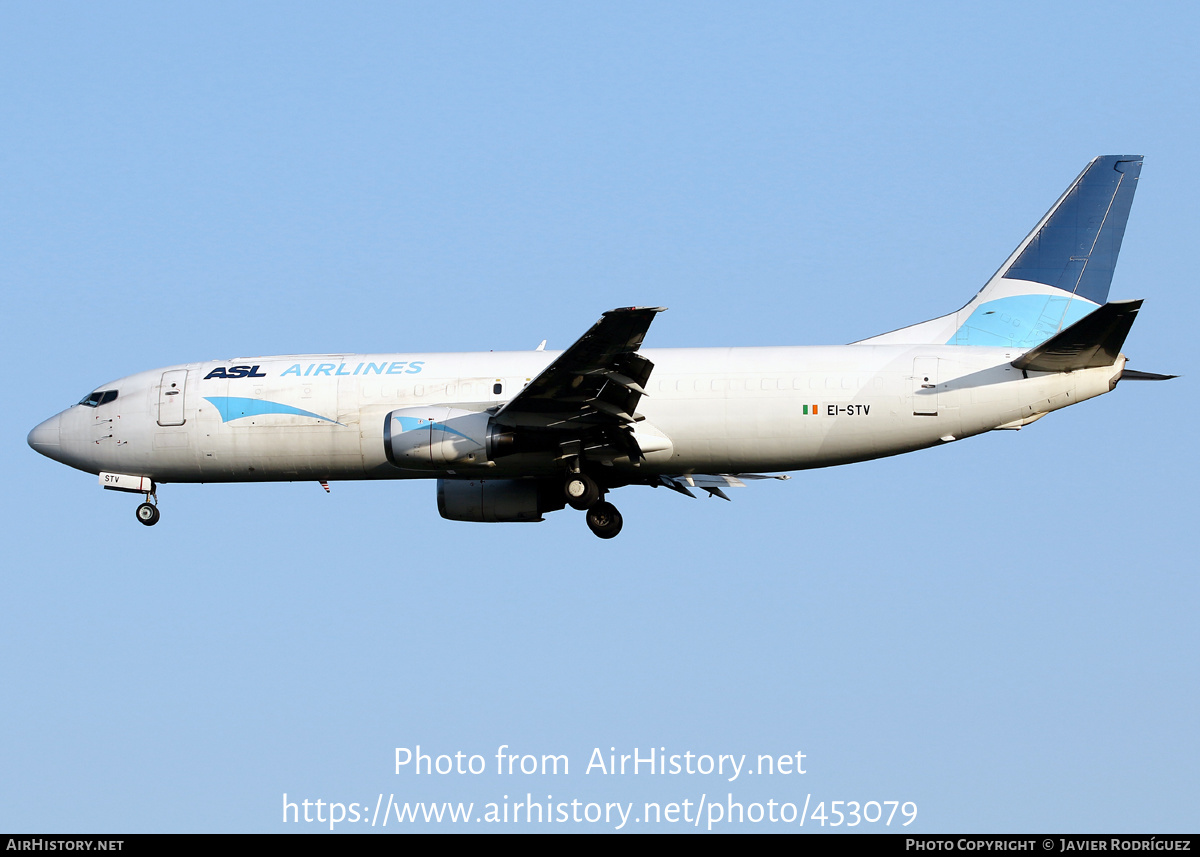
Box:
[1119,369,1178,381]
[1012,299,1142,372]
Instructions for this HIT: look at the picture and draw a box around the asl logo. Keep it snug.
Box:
[203,365,268,380]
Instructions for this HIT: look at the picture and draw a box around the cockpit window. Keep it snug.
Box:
[78,390,118,408]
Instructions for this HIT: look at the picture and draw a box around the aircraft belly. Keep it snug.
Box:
[199,425,363,480]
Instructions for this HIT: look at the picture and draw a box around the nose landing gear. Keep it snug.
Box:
[135,488,160,527]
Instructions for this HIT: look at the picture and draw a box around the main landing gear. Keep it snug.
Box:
[564,472,623,539]
[585,501,623,539]
[565,473,601,510]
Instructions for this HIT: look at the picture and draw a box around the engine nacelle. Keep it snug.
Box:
[437,478,564,523]
[384,407,494,468]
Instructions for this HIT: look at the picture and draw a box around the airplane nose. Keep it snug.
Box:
[27,413,62,456]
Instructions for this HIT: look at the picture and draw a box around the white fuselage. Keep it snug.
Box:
[32,344,1124,485]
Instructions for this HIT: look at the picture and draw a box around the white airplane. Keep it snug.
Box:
[28,155,1172,538]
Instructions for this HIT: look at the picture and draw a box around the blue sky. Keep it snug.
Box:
[3,1,1196,832]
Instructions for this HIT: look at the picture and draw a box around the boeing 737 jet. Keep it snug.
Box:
[28,156,1172,538]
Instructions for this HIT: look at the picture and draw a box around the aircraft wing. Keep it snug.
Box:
[493,307,666,430]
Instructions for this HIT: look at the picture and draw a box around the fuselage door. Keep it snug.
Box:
[158,369,189,426]
[912,358,939,416]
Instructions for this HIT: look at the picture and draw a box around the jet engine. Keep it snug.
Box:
[437,478,565,522]
[384,407,495,468]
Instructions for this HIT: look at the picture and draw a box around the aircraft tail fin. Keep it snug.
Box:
[858,156,1143,348]
[1011,299,1141,372]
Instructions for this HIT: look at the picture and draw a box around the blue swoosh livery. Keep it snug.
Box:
[203,396,343,426]
[392,415,476,443]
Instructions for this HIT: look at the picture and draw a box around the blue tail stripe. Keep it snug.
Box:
[948,295,1097,347]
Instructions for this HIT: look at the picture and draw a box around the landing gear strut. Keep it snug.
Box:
[586,501,623,539]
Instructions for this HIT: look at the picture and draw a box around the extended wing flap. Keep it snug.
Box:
[494,307,665,429]
[655,473,789,499]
